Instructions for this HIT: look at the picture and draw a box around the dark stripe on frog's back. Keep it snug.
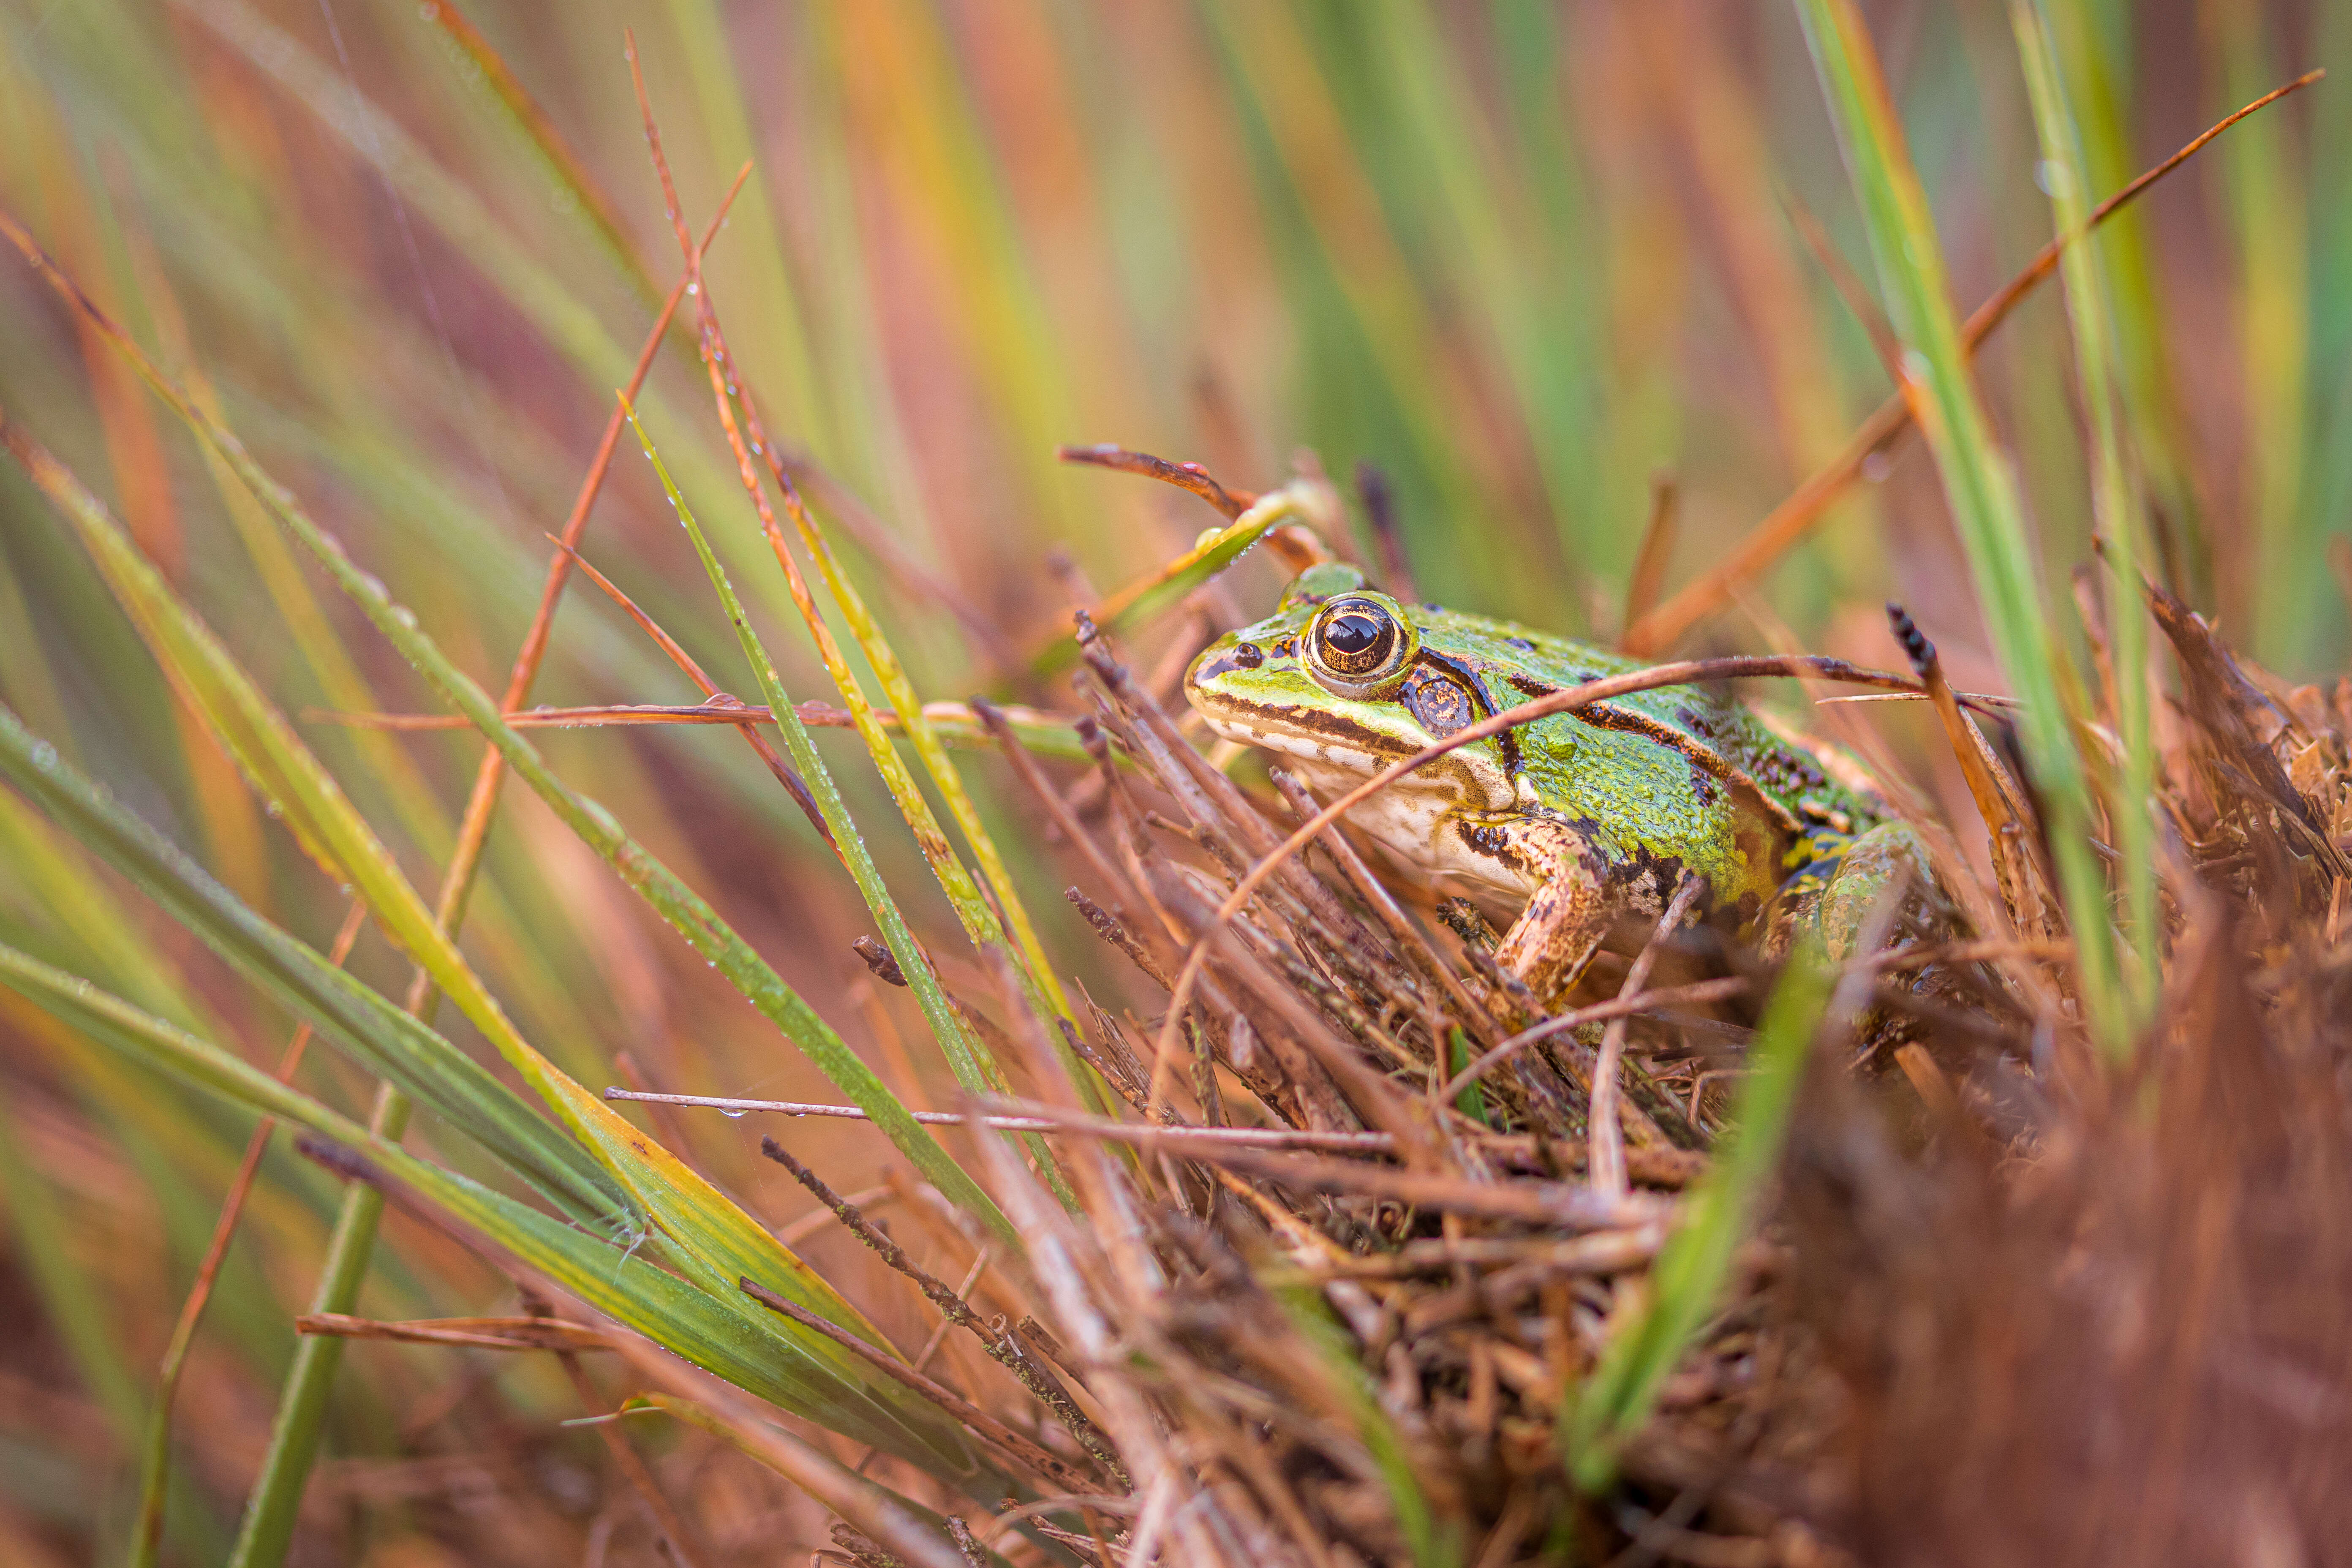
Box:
[1434,612,1877,832]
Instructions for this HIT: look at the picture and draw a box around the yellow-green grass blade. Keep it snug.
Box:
[0,704,612,1220]
[0,416,631,1192]
[781,481,1096,1086]
[0,220,1012,1240]
[812,0,1078,535]
[1030,483,1318,679]
[1793,0,2126,1050]
[418,0,660,310]
[0,942,988,1478]
[2,418,985,1420]
[626,411,1025,1132]
[1563,956,1831,1492]
[2012,0,2159,1026]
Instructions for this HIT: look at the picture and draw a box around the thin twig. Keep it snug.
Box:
[736,1278,1104,1493]
[1590,876,1706,1201]
[755,1137,1126,1484]
[1056,443,1254,521]
[293,1313,614,1352]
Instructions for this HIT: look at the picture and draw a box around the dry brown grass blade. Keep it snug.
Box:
[1057,443,1256,520]
[1440,982,1750,1102]
[1619,471,1680,647]
[1781,184,1904,379]
[1621,68,2325,656]
[1886,603,2050,934]
[291,1314,616,1353]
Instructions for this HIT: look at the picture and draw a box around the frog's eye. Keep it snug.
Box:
[1306,594,1414,697]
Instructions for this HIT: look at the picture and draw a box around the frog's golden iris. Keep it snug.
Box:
[1305,593,1416,698]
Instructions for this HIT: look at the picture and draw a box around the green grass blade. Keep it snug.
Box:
[1792,0,2126,1051]
[626,411,1025,1115]
[776,470,1100,1104]
[0,219,1010,1239]
[0,704,616,1220]
[0,943,989,1477]
[1277,1285,1462,1568]
[0,427,992,1459]
[3,401,984,1523]
[636,406,993,1082]
[0,426,626,1218]
[2012,0,2159,1026]
[1563,956,1831,1491]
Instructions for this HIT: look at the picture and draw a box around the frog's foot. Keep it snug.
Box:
[1776,820,1941,964]
[1481,815,1613,1000]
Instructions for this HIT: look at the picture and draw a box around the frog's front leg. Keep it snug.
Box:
[1478,814,1615,999]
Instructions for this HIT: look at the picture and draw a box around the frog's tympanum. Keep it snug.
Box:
[1184,563,1929,996]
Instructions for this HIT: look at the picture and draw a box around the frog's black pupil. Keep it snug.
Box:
[1317,600,1398,676]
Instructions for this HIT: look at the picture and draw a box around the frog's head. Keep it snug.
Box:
[1184,563,1484,781]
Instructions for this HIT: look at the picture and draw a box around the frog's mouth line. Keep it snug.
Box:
[1190,690,1421,759]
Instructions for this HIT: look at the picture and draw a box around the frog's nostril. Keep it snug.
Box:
[1233,642,1264,669]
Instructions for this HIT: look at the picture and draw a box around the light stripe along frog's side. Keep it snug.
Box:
[1184,562,1929,995]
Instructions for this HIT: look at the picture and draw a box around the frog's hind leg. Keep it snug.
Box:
[1776,820,1938,964]
[1484,816,1614,999]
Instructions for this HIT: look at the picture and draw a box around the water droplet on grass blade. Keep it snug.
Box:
[720,1108,746,1119]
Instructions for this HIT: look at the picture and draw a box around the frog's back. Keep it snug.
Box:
[1424,608,1881,838]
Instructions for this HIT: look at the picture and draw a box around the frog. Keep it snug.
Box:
[1182,561,1931,997]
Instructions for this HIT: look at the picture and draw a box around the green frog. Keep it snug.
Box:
[1183,562,1929,995]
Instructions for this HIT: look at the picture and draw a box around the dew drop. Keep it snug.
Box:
[720,1108,747,1119]
[686,281,700,296]
[28,740,56,770]
[389,605,419,629]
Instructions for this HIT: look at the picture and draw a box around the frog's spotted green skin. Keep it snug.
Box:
[1184,562,1923,994]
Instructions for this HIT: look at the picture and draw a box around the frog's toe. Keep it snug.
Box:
[1811,821,1936,964]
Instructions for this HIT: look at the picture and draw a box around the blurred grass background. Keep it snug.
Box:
[0,0,2342,1562]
